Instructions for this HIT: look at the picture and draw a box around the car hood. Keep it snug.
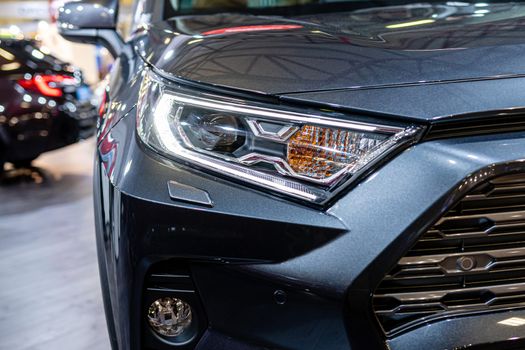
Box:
[136,2,525,96]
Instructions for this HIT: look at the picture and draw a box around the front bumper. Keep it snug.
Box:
[95,111,525,350]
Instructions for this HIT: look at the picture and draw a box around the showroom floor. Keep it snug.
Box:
[0,139,111,350]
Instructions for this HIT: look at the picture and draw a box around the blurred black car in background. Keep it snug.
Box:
[0,38,97,172]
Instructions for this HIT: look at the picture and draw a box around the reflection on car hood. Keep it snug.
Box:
[136,2,525,95]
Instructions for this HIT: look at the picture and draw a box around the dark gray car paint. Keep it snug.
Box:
[388,308,525,350]
[137,3,525,98]
[248,131,525,294]
[280,75,525,122]
[100,83,525,349]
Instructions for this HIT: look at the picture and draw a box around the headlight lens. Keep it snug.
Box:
[137,71,421,204]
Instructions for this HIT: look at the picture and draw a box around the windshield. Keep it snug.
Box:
[164,0,393,17]
[134,0,518,26]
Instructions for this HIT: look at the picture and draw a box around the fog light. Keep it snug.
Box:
[147,297,193,337]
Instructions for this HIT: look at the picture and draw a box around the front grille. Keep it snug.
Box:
[373,173,525,335]
[424,113,525,141]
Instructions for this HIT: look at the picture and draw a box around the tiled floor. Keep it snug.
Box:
[0,139,111,350]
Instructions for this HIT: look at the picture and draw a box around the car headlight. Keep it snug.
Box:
[137,71,421,204]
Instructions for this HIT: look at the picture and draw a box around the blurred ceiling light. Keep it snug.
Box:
[31,49,45,60]
[8,25,21,35]
[38,21,49,31]
[39,46,51,55]
[0,48,15,61]
[1,62,20,71]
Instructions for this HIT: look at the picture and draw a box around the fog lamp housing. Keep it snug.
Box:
[148,297,193,338]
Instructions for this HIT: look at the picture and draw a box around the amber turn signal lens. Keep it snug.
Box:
[287,125,386,180]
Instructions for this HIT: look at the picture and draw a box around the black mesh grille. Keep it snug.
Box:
[373,173,525,335]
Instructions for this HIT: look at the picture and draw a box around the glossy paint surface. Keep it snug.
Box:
[388,308,525,350]
[280,76,525,122]
[96,106,525,350]
[137,3,525,96]
[70,1,525,350]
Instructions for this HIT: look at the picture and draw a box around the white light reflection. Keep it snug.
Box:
[498,317,525,327]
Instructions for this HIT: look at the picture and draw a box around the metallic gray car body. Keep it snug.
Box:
[59,1,525,349]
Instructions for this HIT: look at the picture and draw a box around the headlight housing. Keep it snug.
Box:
[137,71,421,205]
